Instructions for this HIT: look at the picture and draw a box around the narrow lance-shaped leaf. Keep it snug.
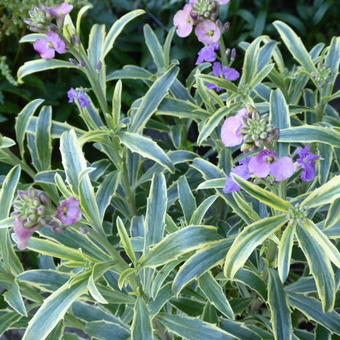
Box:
[0,165,23,274]
[177,176,196,223]
[173,239,233,295]
[296,224,335,312]
[198,272,234,319]
[60,130,102,232]
[131,297,154,340]
[23,277,88,340]
[129,66,179,132]
[279,126,340,147]
[270,89,290,156]
[273,21,316,74]
[119,132,174,173]
[157,313,232,340]
[231,174,291,212]
[140,226,221,268]
[144,173,167,248]
[278,224,296,282]
[300,219,340,268]
[268,269,293,340]
[17,60,77,83]
[224,214,289,278]
[287,293,340,335]
[102,9,145,58]
[117,216,136,264]
[15,99,44,159]
[35,106,52,170]
[301,175,340,208]
[144,24,165,71]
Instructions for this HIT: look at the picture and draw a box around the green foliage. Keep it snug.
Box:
[0,2,339,340]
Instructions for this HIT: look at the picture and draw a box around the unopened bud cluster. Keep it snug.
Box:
[12,189,56,229]
[192,0,219,20]
[240,109,280,152]
[311,63,332,88]
[24,7,54,33]
[288,205,308,224]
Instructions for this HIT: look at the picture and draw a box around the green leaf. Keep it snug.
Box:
[190,195,218,225]
[88,268,108,304]
[300,219,340,268]
[287,293,340,335]
[17,60,77,83]
[0,310,24,336]
[23,276,88,340]
[301,175,340,208]
[149,282,173,316]
[28,238,87,262]
[102,9,145,58]
[129,66,179,132]
[325,198,340,229]
[240,36,264,85]
[107,65,153,81]
[144,173,167,247]
[177,176,196,223]
[85,321,130,340]
[196,74,238,93]
[270,89,290,156]
[173,239,233,295]
[35,106,52,170]
[198,272,234,319]
[15,99,44,159]
[96,171,119,221]
[140,226,221,268]
[60,130,102,231]
[0,217,14,229]
[0,165,23,274]
[196,178,225,190]
[279,126,340,147]
[224,214,288,278]
[4,281,27,316]
[268,269,292,340]
[234,269,267,300]
[131,297,154,340]
[219,319,261,340]
[144,24,165,71]
[157,313,231,340]
[117,216,136,264]
[119,132,174,172]
[76,5,93,35]
[231,174,291,212]
[278,224,296,282]
[273,21,316,74]
[17,270,70,292]
[296,224,335,312]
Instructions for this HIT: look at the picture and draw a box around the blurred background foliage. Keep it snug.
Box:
[0,0,339,173]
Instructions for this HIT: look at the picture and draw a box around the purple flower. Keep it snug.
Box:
[13,218,40,250]
[224,158,251,193]
[196,43,219,65]
[221,108,248,147]
[48,2,73,17]
[296,145,320,181]
[207,62,240,91]
[33,31,66,59]
[195,20,221,45]
[55,197,82,226]
[67,88,90,108]
[248,149,295,181]
[219,0,231,3]
[173,4,194,38]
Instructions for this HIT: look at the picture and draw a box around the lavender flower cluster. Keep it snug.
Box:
[25,3,90,108]
[174,0,239,90]
[221,107,320,193]
[12,189,81,249]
